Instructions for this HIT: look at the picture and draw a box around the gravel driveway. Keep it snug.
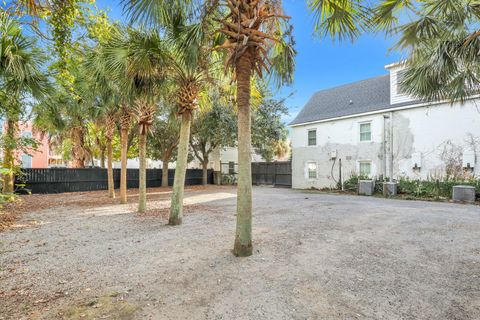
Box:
[1,186,479,319]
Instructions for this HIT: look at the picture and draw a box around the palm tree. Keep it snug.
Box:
[308,0,480,102]
[386,1,480,102]
[0,12,48,193]
[84,45,121,199]
[215,0,295,256]
[124,1,220,224]
[92,27,168,210]
[34,57,96,170]
[147,107,180,187]
[104,111,117,198]
[125,1,295,253]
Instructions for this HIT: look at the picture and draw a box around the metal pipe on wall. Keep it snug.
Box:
[389,111,394,182]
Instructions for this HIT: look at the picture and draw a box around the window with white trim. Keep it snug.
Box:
[307,129,316,146]
[359,161,371,176]
[307,162,317,179]
[21,154,32,168]
[359,122,371,142]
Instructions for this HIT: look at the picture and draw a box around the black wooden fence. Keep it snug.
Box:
[251,161,292,187]
[16,168,214,194]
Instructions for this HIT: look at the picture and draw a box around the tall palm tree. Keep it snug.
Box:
[84,45,122,199]
[215,0,295,256]
[0,12,48,193]
[147,106,180,188]
[124,1,219,224]
[104,111,117,198]
[124,1,295,254]
[92,27,168,210]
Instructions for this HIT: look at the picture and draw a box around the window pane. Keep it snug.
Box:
[21,154,32,168]
[308,130,316,146]
[360,123,371,141]
[359,162,371,176]
[228,161,235,174]
[307,162,317,179]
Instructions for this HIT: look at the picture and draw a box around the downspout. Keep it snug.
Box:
[383,115,388,179]
[389,111,394,182]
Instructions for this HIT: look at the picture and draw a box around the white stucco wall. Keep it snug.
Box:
[290,100,480,189]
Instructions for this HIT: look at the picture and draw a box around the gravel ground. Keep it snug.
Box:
[1,186,479,320]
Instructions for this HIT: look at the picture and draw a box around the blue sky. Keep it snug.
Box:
[96,0,403,124]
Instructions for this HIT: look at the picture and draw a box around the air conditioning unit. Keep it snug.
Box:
[411,152,422,170]
[463,150,475,169]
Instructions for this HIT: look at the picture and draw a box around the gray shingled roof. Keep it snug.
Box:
[289,74,394,126]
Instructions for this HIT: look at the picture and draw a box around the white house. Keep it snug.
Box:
[289,62,480,189]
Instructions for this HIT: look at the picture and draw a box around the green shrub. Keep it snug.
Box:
[397,177,480,199]
[342,173,369,192]
[343,174,479,200]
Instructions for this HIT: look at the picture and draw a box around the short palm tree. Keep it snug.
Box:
[0,12,48,193]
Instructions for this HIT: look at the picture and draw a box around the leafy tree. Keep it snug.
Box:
[7,0,112,87]
[147,107,180,187]
[0,12,49,193]
[190,97,237,185]
[34,54,96,169]
[252,90,289,162]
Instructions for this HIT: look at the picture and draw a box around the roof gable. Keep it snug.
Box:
[289,75,392,126]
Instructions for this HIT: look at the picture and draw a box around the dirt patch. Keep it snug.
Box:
[0,185,231,232]
[1,187,479,319]
[61,295,138,320]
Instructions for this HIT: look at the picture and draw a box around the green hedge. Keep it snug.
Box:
[342,174,480,200]
[397,178,480,199]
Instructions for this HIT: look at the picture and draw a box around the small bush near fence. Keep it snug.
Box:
[397,178,480,199]
[342,174,480,200]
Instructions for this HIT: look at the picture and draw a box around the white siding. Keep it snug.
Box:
[291,99,480,189]
[388,64,417,105]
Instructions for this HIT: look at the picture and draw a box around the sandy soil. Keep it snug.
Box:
[1,186,479,319]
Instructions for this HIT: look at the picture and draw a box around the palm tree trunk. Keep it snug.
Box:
[120,127,129,204]
[169,112,191,225]
[2,119,15,194]
[162,154,170,187]
[202,157,209,186]
[100,148,106,168]
[138,132,147,213]
[70,127,85,168]
[107,139,115,198]
[233,50,253,257]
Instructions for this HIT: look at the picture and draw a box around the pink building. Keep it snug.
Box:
[2,121,65,169]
